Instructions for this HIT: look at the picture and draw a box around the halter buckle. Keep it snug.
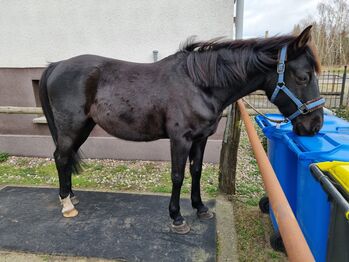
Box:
[277,63,285,74]
[298,104,309,115]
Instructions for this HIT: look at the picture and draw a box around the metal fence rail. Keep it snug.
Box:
[246,65,348,110]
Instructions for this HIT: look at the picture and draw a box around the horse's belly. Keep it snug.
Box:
[91,106,167,141]
[105,125,166,141]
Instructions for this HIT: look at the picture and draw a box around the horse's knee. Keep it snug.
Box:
[54,149,69,166]
[171,173,183,186]
[190,164,200,174]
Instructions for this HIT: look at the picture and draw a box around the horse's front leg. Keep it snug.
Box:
[169,137,192,234]
[189,137,214,219]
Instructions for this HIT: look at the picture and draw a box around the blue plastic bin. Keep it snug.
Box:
[255,114,349,261]
[255,114,349,231]
[284,132,349,262]
[255,116,298,231]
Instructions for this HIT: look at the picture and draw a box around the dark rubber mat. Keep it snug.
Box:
[0,186,216,261]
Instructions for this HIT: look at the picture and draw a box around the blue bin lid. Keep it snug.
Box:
[255,114,349,139]
[284,132,349,162]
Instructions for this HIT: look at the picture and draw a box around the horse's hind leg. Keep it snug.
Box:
[54,138,78,217]
[189,137,214,220]
[68,118,96,205]
[54,118,96,217]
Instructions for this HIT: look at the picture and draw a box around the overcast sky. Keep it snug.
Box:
[243,0,323,38]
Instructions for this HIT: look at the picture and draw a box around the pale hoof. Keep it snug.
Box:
[170,220,190,234]
[197,210,215,220]
[63,208,79,218]
[71,196,79,205]
[60,194,78,218]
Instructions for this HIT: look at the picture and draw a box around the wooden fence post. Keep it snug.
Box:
[218,102,241,194]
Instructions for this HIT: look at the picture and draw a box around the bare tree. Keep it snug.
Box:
[294,0,349,66]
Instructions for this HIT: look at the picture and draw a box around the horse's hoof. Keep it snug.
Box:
[60,194,78,218]
[170,220,190,234]
[71,196,79,205]
[63,208,79,218]
[197,210,215,220]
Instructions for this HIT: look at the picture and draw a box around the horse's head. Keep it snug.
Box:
[264,26,324,136]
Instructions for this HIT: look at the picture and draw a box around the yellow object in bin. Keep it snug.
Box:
[316,161,349,194]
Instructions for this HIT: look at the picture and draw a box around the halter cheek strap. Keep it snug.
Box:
[270,45,325,121]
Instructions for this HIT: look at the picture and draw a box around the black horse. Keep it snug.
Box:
[39,26,323,234]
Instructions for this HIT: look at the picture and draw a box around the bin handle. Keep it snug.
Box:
[310,164,349,220]
[284,133,345,157]
[283,134,304,155]
[255,115,269,129]
[336,127,349,134]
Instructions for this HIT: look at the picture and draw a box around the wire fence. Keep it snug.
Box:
[246,65,348,110]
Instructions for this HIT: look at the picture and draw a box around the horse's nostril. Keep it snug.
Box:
[312,124,321,134]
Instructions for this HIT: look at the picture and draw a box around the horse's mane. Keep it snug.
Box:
[180,35,321,88]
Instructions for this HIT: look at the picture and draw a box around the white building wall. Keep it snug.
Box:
[0,0,234,67]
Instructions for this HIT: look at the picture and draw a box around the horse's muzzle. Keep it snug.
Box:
[292,110,324,136]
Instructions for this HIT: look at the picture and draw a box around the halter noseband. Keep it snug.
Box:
[270,45,325,121]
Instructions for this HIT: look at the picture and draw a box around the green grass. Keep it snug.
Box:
[0,152,9,162]
[0,157,219,198]
[233,200,270,262]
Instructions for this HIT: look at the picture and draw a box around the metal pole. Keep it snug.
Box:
[310,164,349,220]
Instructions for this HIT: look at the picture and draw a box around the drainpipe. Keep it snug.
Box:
[235,0,244,39]
[153,50,159,62]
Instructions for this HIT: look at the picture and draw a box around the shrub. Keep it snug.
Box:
[335,106,349,121]
[0,152,9,162]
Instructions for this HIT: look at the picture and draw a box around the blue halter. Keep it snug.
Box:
[270,45,325,121]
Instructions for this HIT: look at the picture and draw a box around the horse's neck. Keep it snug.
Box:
[214,71,265,110]
[182,48,268,111]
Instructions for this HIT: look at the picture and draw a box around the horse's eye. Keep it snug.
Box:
[296,73,309,84]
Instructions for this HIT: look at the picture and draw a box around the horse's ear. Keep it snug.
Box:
[291,25,312,51]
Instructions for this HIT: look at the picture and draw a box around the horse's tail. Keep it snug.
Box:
[39,62,59,146]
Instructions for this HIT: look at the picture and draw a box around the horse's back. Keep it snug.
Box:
[46,54,166,91]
